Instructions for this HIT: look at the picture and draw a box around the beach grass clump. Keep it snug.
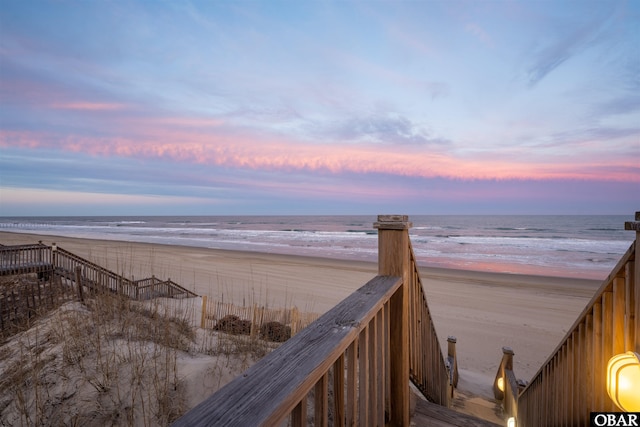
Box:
[0,288,193,426]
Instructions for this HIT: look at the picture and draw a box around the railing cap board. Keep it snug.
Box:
[374,214,412,230]
[625,211,640,230]
[625,221,640,231]
[171,275,402,427]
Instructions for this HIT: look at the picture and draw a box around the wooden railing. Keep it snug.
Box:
[408,239,457,405]
[53,246,138,297]
[0,243,197,300]
[54,246,198,299]
[173,215,456,426]
[0,243,52,275]
[494,212,639,426]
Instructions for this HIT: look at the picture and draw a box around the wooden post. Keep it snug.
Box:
[624,211,639,353]
[447,336,458,388]
[374,214,411,427]
[74,266,84,303]
[201,295,208,329]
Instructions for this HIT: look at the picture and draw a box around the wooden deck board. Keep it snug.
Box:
[413,399,502,427]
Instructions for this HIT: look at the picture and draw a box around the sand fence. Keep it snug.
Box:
[199,295,320,341]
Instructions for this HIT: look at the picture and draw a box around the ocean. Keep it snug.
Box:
[0,215,635,280]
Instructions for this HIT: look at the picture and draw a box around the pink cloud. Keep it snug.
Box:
[51,102,126,111]
[1,127,637,183]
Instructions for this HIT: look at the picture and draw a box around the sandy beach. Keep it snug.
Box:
[0,231,603,422]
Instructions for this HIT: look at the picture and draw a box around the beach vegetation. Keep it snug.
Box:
[0,272,308,426]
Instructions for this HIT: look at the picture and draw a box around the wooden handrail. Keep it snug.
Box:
[172,275,402,426]
[495,212,639,426]
[174,215,457,426]
[1,243,197,300]
[407,238,455,406]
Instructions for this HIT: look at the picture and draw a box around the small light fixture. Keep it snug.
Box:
[507,416,516,427]
[607,351,640,412]
[497,376,505,392]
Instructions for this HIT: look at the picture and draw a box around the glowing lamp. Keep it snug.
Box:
[507,416,516,427]
[606,351,640,412]
[497,377,505,392]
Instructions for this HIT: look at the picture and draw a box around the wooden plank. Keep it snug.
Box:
[359,326,369,426]
[332,353,345,427]
[172,275,402,427]
[613,276,625,355]
[368,315,378,426]
[314,373,328,427]
[292,398,306,427]
[593,300,603,411]
[577,324,586,426]
[412,398,502,427]
[347,340,357,426]
[626,261,635,351]
[602,291,614,411]
[376,308,385,426]
[585,313,594,415]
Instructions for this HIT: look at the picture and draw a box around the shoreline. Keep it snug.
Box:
[0,230,603,397]
[0,230,605,284]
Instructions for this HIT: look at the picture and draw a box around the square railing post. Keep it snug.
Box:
[374,214,412,427]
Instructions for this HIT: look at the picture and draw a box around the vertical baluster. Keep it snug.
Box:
[358,326,369,426]
[346,340,357,425]
[625,260,635,352]
[333,353,345,427]
[376,308,385,426]
[314,372,328,427]
[593,300,603,410]
[291,395,307,427]
[584,313,593,415]
[602,291,614,411]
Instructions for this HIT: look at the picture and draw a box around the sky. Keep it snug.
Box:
[0,0,638,216]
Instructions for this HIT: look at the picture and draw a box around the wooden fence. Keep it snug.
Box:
[0,275,74,336]
[172,215,457,427]
[494,212,639,425]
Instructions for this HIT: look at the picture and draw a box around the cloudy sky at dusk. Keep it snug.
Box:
[1,0,638,216]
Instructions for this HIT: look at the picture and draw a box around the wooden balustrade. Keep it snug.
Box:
[495,211,639,426]
[1,243,197,301]
[0,242,52,276]
[407,239,455,406]
[173,215,457,426]
[173,274,402,427]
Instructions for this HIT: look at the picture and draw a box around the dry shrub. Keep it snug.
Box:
[260,321,291,342]
[213,315,252,336]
